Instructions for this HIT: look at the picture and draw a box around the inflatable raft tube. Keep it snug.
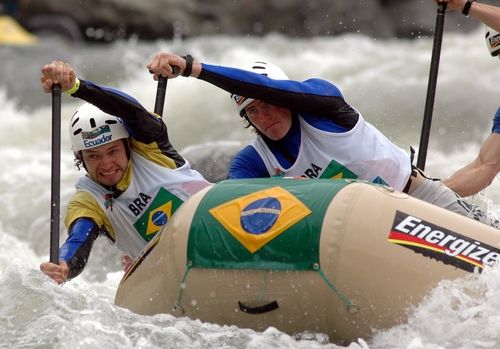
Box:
[115,178,500,344]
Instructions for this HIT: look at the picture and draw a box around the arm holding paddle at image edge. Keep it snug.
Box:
[436,0,500,31]
[434,1,500,197]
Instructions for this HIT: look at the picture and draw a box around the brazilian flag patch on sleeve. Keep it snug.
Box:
[187,178,350,271]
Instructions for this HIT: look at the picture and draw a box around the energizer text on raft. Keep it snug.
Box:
[395,215,500,266]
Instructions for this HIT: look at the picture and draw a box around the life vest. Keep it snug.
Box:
[76,150,211,258]
[252,114,411,191]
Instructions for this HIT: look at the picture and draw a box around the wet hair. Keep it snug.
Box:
[73,151,85,171]
[241,114,262,136]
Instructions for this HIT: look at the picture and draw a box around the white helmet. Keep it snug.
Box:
[231,61,289,117]
[69,103,129,152]
[485,25,500,57]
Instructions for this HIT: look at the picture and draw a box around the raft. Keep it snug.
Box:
[114,178,500,344]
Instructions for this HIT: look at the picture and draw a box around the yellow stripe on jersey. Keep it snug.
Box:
[131,139,177,169]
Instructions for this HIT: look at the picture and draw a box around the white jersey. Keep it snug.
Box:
[252,114,411,191]
[76,150,210,258]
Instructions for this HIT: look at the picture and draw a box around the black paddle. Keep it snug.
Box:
[50,84,61,264]
[154,76,168,116]
[153,66,180,117]
[416,2,447,171]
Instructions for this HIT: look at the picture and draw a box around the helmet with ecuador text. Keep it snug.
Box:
[69,103,129,152]
[231,61,289,117]
[485,25,500,57]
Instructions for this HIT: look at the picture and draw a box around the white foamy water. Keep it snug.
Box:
[1,28,500,348]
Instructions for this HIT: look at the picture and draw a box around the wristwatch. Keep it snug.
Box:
[462,0,476,16]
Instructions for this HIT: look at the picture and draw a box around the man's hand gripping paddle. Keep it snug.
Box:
[153,66,180,116]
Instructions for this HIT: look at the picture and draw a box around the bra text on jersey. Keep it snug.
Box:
[302,163,323,178]
[129,192,153,216]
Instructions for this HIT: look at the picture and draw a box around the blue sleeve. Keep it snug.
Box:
[202,63,342,95]
[227,145,270,179]
[492,106,500,134]
[198,63,358,129]
[60,218,100,279]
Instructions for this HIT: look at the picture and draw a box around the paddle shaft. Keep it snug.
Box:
[416,2,447,171]
[50,84,61,264]
[153,67,179,117]
[154,76,168,116]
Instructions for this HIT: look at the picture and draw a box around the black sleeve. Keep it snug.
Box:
[72,79,185,166]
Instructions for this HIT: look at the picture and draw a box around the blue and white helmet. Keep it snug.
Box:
[231,61,289,117]
[69,103,129,152]
[485,25,500,57]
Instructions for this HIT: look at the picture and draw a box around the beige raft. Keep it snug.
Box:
[115,178,500,344]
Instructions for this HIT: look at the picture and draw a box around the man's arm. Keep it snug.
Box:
[71,80,161,142]
[199,65,349,115]
[41,61,160,143]
[41,60,185,167]
[60,218,101,279]
[438,0,500,32]
[442,133,500,197]
[146,52,359,128]
[469,2,500,32]
[39,217,100,283]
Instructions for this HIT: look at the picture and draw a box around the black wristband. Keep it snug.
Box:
[462,0,475,16]
[182,54,194,77]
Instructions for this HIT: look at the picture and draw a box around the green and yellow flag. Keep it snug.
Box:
[187,178,350,271]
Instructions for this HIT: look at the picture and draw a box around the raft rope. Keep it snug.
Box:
[258,271,269,303]
[314,263,359,314]
[174,261,193,313]
[175,261,358,314]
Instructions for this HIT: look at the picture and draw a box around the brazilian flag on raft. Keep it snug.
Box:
[187,178,350,271]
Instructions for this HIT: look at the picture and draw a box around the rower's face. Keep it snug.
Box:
[81,140,128,186]
[244,100,292,140]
